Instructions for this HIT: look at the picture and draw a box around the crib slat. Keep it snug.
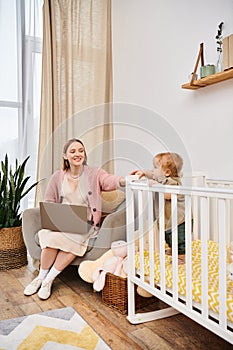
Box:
[159,192,166,294]
[218,199,227,329]
[225,199,231,245]
[138,190,145,282]
[126,179,136,318]
[148,190,155,287]
[200,197,209,320]
[185,195,192,310]
[171,193,178,301]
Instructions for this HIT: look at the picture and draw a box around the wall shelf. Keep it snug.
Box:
[182,68,233,90]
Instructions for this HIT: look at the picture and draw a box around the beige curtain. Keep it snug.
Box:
[36,0,113,203]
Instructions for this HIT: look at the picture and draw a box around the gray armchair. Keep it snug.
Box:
[22,190,126,267]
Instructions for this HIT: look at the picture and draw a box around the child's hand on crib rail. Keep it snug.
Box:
[130,170,146,179]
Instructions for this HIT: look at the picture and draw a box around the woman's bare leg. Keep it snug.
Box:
[42,250,76,282]
[40,247,59,270]
[53,250,76,271]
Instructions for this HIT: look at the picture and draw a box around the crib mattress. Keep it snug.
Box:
[135,240,233,322]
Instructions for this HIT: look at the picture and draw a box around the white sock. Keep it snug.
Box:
[43,266,61,283]
[37,268,49,281]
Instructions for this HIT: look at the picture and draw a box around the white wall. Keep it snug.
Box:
[112,0,233,180]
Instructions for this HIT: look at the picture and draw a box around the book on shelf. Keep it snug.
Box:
[222,34,233,70]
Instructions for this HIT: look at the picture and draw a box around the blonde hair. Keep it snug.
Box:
[62,138,87,170]
[153,152,183,177]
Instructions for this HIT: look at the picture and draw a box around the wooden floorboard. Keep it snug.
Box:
[0,264,232,349]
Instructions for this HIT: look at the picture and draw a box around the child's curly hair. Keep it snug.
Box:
[153,152,183,177]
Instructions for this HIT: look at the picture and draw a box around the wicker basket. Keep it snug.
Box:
[102,273,156,314]
[0,226,27,270]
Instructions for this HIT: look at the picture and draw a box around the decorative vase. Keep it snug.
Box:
[215,51,223,73]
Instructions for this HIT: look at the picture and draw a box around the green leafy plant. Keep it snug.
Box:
[216,21,224,53]
[0,154,39,228]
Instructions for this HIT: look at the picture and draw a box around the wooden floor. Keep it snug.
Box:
[0,261,232,350]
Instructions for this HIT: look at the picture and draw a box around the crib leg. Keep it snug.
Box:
[127,307,179,325]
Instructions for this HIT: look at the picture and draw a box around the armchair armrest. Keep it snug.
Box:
[22,207,42,261]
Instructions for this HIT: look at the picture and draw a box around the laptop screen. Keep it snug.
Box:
[39,202,89,234]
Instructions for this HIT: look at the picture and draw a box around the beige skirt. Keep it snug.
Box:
[38,228,94,257]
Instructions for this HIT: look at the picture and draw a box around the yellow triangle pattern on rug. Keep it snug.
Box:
[0,307,110,350]
[18,325,99,349]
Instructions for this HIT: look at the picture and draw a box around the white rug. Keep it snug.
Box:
[0,307,110,350]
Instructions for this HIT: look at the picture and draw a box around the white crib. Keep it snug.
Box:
[126,176,233,345]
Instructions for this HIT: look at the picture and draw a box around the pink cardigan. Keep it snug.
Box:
[44,165,122,228]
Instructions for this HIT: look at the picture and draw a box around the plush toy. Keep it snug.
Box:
[92,240,128,291]
[78,240,128,291]
[78,249,114,283]
[78,239,153,297]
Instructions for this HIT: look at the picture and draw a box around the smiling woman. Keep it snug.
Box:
[24,138,126,301]
[62,139,87,192]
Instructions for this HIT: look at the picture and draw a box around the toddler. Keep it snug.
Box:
[131,152,187,263]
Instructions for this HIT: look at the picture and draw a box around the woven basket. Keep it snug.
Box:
[0,226,27,270]
[102,273,156,314]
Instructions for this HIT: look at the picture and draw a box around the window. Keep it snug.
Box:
[0,0,43,207]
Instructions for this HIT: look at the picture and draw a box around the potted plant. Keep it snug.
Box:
[0,154,39,270]
[215,21,224,72]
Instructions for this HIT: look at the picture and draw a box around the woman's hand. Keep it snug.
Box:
[119,177,126,187]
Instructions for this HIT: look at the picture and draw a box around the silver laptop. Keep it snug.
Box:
[39,202,90,234]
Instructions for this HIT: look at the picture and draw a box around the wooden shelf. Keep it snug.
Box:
[182,68,233,90]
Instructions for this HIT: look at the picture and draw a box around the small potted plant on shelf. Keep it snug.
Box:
[0,154,39,270]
